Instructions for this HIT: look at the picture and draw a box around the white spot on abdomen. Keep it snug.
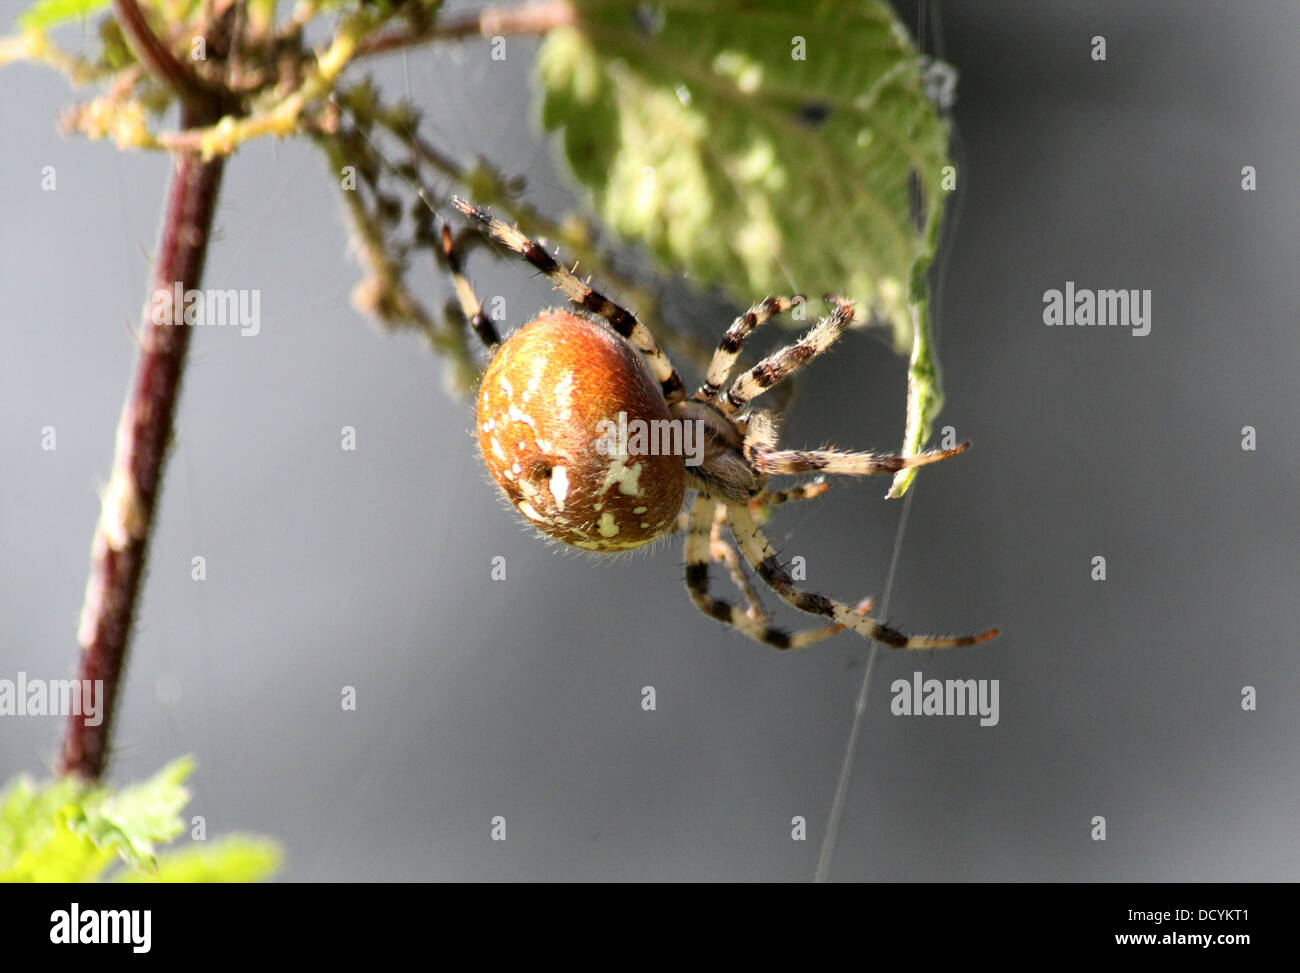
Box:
[553,372,575,421]
[518,501,548,523]
[550,465,569,510]
[597,455,644,498]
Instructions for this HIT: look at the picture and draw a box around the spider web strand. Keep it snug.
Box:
[813,487,915,883]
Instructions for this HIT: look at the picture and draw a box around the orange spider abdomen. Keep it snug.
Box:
[476,309,686,551]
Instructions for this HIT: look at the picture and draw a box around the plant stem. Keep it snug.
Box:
[58,108,226,780]
[356,0,575,58]
[111,0,221,110]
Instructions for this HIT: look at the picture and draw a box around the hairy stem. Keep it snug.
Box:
[58,107,226,781]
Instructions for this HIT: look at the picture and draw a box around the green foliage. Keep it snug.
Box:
[62,756,193,872]
[117,836,282,882]
[0,757,280,882]
[17,0,111,30]
[537,0,951,355]
[15,0,211,31]
[0,774,113,881]
[887,209,946,498]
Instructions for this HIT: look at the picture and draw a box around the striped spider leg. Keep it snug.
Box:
[684,496,873,649]
[673,479,856,637]
[451,196,686,405]
[727,502,998,649]
[440,223,500,349]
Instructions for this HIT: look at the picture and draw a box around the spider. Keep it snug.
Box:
[447,197,998,651]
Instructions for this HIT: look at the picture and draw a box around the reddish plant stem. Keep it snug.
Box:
[356,0,575,57]
[58,108,225,780]
[111,0,220,109]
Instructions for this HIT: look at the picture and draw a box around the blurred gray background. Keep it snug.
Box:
[2,1,1297,880]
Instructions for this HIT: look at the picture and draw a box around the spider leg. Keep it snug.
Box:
[719,297,855,415]
[747,479,831,523]
[452,197,686,405]
[748,441,971,478]
[697,296,801,402]
[673,505,776,621]
[710,502,769,622]
[440,224,500,349]
[750,479,831,509]
[684,496,855,649]
[740,389,970,481]
[726,503,999,649]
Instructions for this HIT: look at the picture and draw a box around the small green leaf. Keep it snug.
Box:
[1,757,281,883]
[18,0,111,30]
[0,774,78,862]
[886,205,946,498]
[0,775,115,882]
[65,756,194,872]
[537,0,951,353]
[115,836,282,883]
[886,301,941,498]
[16,0,210,31]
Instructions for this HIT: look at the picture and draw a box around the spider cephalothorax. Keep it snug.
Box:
[449,198,998,651]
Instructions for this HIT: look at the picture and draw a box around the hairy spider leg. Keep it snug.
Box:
[684,496,857,648]
[452,197,686,405]
[726,503,999,649]
[718,297,855,416]
[697,296,801,402]
[440,223,500,348]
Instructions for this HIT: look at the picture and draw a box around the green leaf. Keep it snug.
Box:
[64,756,193,872]
[537,0,952,354]
[886,300,940,498]
[0,775,115,882]
[18,0,111,30]
[887,207,945,499]
[1,757,282,882]
[16,0,210,31]
[115,836,283,883]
